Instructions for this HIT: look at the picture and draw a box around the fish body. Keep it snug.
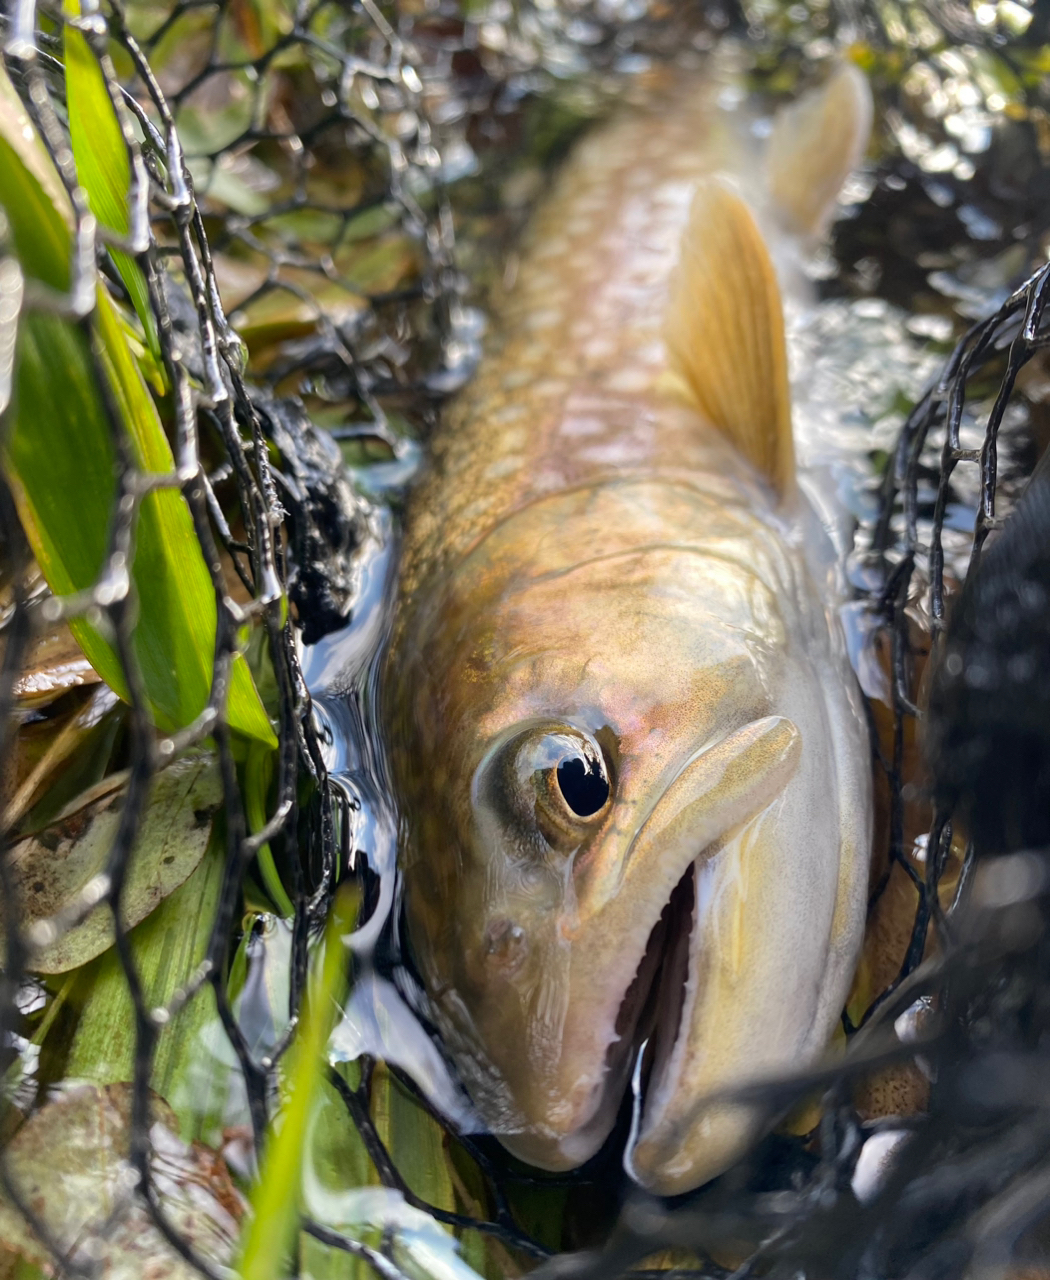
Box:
[386,67,874,1194]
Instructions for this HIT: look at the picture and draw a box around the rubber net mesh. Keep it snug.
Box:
[1,1,1050,1277]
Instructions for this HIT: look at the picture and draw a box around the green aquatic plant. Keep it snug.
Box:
[0,63,275,746]
[240,884,355,1280]
[64,0,161,362]
[0,0,286,1203]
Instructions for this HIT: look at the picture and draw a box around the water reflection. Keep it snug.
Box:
[300,504,398,699]
[299,494,479,1128]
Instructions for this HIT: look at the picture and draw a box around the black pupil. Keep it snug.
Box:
[556,755,609,817]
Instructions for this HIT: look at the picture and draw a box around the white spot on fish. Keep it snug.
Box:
[526,308,564,332]
[565,216,596,238]
[533,378,570,399]
[533,238,570,263]
[492,403,527,424]
[458,498,491,524]
[638,341,666,367]
[561,415,605,438]
[485,456,522,480]
[500,427,528,450]
[606,368,652,394]
[583,336,618,362]
[580,439,642,466]
[653,179,698,209]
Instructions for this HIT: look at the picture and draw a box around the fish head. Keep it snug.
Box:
[394,526,870,1192]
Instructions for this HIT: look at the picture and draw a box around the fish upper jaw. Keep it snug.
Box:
[571,715,802,922]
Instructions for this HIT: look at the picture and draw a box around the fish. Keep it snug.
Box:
[384,62,875,1195]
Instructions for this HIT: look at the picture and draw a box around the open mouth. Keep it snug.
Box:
[609,861,697,1126]
[489,717,812,1181]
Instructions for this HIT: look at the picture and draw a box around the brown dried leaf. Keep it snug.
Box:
[3,684,120,833]
[2,754,222,973]
[11,621,101,709]
[0,1083,244,1280]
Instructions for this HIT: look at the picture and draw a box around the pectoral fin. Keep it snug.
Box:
[767,62,874,238]
[665,180,794,494]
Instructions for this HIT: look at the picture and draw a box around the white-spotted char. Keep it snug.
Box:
[386,63,874,1194]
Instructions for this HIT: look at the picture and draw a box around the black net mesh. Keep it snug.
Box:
[2,1,1050,1277]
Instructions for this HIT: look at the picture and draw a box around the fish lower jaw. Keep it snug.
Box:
[607,860,702,1178]
[499,1101,623,1171]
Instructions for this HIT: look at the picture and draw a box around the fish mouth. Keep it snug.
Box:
[496,715,838,1190]
[612,860,697,1109]
[505,716,804,1179]
[603,843,748,1199]
[495,857,703,1176]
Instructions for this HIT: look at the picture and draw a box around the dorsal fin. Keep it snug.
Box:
[766,63,873,239]
[665,179,794,495]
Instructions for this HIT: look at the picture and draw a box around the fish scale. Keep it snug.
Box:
[395,83,735,608]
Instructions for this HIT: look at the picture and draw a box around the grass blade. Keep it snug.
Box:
[62,8,160,362]
[0,66,276,746]
[240,884,358,1280]
[245,738,294,917]
[65,821,226,1132]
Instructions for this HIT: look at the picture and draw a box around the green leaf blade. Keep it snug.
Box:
[66,821,227,1122]
[0,67,277,748]
[63,18,161,360]
[240,886,359,1280]
[0,72,73,292]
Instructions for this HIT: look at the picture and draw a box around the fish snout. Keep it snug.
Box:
[501,718,805,1173]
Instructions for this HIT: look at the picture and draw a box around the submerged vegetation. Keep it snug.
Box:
[0,1,1049,1278]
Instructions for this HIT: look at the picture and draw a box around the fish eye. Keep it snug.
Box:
[490,725,613,851]
[556,754,610,817]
